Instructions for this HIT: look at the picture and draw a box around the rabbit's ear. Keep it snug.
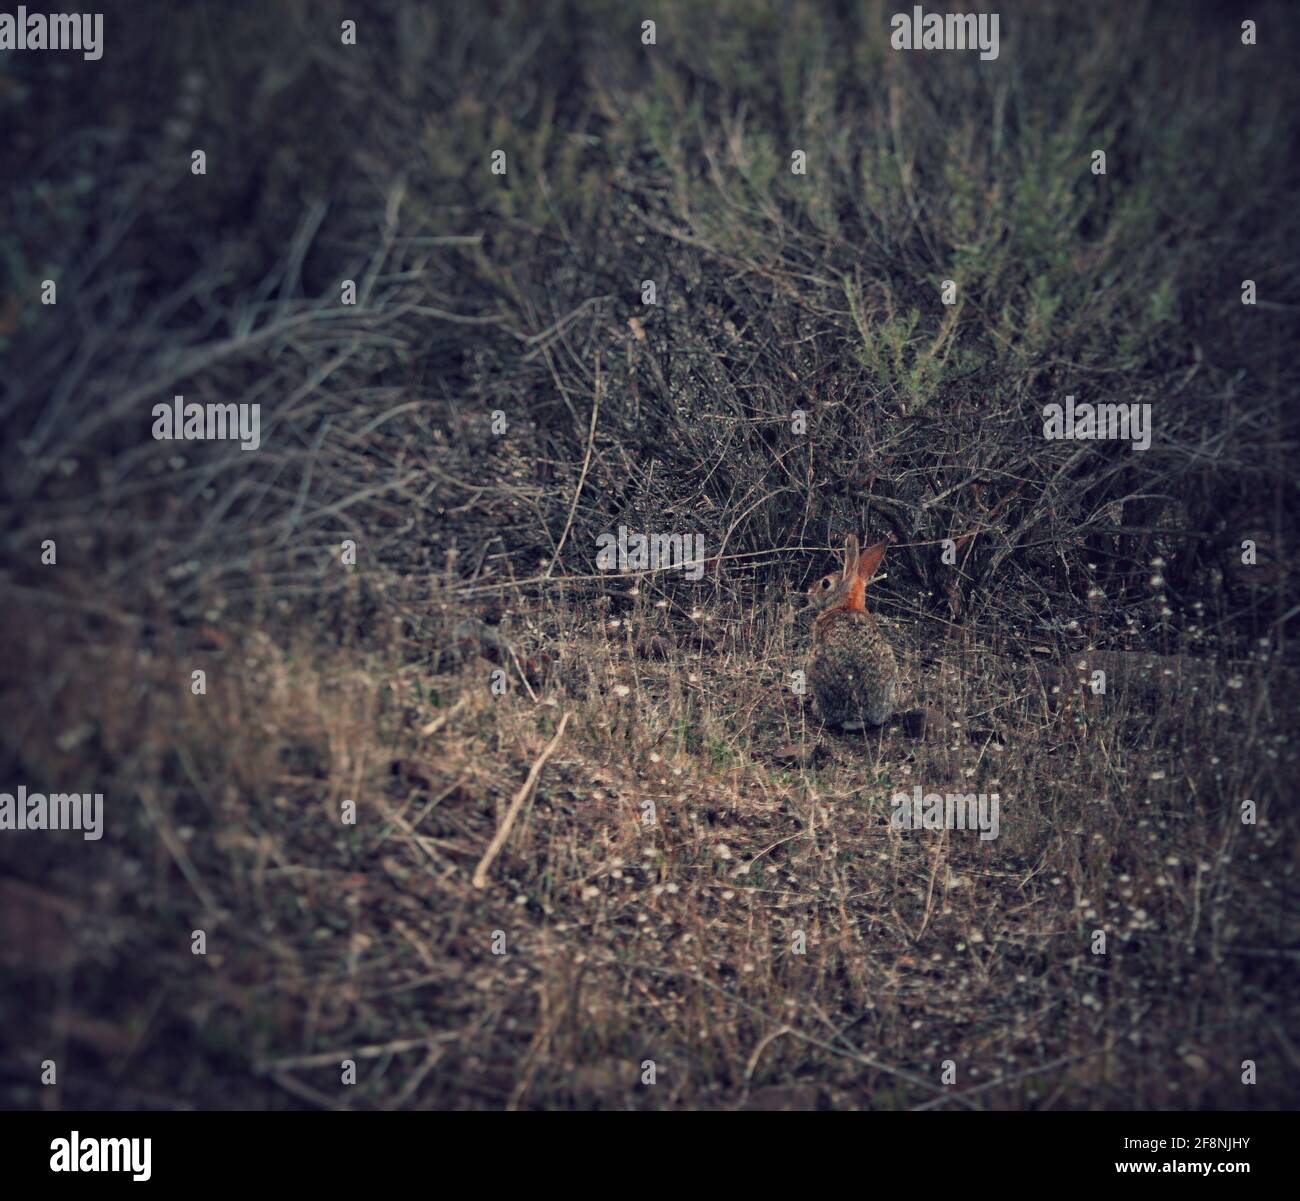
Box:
[841,534,860,579]
[855,539,888,583]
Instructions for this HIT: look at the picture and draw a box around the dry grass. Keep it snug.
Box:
[3,574,1294,1110]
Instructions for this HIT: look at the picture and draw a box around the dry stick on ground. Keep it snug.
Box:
[258,1034,460,1074]
[420,695,468,737]
[544,352,601,579]
[742,1025,796,1100]
[472,711,573,889]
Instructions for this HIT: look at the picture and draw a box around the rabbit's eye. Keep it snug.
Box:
[820,578,831,589]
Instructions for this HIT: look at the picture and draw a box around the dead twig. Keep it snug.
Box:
[472,711,573,888]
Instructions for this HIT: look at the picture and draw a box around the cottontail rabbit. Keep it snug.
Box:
[804,534,899,729]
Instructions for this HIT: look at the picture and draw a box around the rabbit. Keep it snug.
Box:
[803,534,899,730]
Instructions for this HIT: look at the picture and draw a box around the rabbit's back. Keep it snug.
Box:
[809,610,898,728]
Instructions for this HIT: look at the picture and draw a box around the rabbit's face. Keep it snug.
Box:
[801,535,888,616]
[806,570,851,613]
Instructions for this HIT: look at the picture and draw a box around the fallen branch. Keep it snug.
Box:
[258,1034,460,1073]
[420,695,468,737]
[472,711,572,889]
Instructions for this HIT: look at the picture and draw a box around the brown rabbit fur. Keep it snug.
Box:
[804,534,899,729]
